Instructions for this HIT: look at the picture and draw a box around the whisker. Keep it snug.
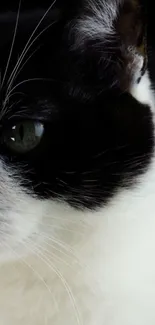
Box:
[23,240,83,325]
[0,235,59,312]
[0,223,101,296]
[6,77,51,102]
[0,228,82,324]
[6,0,57,92]
[7,22,55,95]
[2,91,24,108]
[35,221,86,235]
[1,0,21,89]
[13,46,41,83]
[7,98,23,111]
[0,98,23,120]
[26,238,72,268]
[35,233,93,273]
[26,237,101,296]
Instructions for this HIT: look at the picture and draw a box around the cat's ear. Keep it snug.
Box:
[68,0,146,53]
[115,0,148,91]
[63,0,147,97]
[117,0,147,57]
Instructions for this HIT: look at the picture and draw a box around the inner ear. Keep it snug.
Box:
[117,0,147,56]
[114,0,148,91]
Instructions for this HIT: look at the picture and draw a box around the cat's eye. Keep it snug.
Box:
[2,120,44,154]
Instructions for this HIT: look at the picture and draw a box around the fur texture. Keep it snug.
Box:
[0,0,154,324]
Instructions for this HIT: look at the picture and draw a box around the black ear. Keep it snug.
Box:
[61,0,148,100]
[111,0,148,91]
[115,0,148,89]
[117,0,147,56]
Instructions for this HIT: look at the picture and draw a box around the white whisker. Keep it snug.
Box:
[0,225,82,324]
[13,45,41,82]
[26,238,72,268]
[23,239,83,325]
[7,22,55,96]
[1,0,21,89]
[0,235,59,312]
[6,0,57,93]
[0,99,23,120]
[5,77,50,102]
[36,221,86,235]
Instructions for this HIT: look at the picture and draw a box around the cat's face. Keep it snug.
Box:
[0,0,153,261]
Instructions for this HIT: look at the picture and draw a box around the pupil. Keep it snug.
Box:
[19,124,24,141]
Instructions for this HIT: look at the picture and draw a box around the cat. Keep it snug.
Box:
[0,0,154,324]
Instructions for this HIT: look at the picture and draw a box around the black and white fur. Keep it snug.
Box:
[0,0,154,324]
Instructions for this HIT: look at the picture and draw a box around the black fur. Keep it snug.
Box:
[0,0,154,209]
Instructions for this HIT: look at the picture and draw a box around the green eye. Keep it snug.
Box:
[3,120,44,154]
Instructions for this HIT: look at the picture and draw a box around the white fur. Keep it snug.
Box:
[0,2,154,323]
[130,70,155,108]
[0,71,154,324]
